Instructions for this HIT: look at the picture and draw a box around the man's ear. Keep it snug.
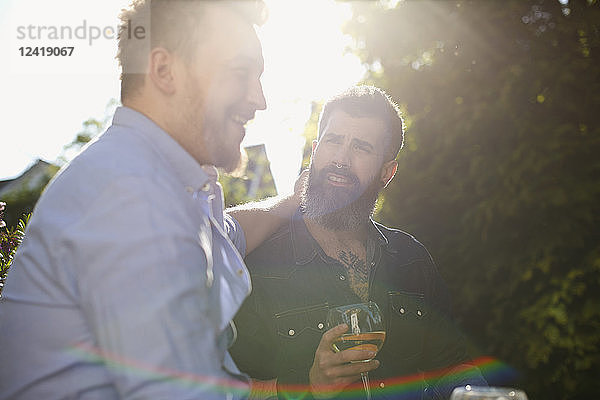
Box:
[148,47,177,95]
[380,160,398,188]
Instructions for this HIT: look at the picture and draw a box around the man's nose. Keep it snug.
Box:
[249,79,267,111]
[331,144,352,168]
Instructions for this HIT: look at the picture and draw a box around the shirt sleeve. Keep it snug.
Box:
[64,177,249,399]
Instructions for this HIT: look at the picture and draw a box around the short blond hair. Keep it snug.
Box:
[117,0,268,101]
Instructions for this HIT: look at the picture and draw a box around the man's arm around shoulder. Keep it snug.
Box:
[227,170,306,255]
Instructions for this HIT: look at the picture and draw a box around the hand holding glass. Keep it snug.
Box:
[326,301,385,399]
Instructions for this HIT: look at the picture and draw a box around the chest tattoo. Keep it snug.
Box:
[338,250,369,301]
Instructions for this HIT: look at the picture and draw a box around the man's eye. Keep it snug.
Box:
[353,143,370,153]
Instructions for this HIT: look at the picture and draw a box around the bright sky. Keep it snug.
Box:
[0,0,365,194]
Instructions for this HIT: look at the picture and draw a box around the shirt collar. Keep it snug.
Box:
[290,208,389,265]
[290,209,319,265]
[112,106,213,191]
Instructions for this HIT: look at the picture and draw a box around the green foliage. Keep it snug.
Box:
[342,0,600,398]
[300,101,323,169]
[221,145,278,207]
[221,173,252,208]
[1,167,58,230]
[0,209,30,297]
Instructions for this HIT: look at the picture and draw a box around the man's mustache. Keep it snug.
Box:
[316,165,359,186]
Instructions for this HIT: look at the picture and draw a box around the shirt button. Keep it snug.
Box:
[339,275,346,281]
[417,310,422,316]
[399,307,405,314]
[288,329,295,336]
[201,183,211,192]
[379,382,385,388]
[237,269,244,276]
[371,261,376,267]
[317,323,324,330]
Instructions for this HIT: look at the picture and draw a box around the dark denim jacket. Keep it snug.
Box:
[231,210,486,399]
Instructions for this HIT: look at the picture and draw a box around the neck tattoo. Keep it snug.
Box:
[338,250,369,301]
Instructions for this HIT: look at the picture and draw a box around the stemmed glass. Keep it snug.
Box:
[450,385,528,400]
[326,301,386,400]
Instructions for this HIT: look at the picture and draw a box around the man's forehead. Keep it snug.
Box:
[322,110,388,140]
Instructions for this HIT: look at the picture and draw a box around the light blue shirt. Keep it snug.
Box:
[0,107,251,399]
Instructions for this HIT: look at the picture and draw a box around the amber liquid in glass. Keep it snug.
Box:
[332,331,386,361]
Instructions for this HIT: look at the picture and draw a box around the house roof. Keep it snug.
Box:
[0,160,57,197]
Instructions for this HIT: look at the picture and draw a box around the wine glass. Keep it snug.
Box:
[450,385,528,400]
[326,301,385,400]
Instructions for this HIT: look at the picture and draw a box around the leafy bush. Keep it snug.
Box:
[0,202,30,297]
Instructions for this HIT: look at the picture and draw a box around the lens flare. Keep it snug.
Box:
[70,343,515,399]
[69,342,249,396]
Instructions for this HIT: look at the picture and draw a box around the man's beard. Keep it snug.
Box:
[301,164,381,231]
[180,109,243,173]
[206,129,243,173]
[180,74,243,172]
[199,107,244,173]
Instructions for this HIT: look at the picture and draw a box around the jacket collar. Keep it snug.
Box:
[290,208,390,265]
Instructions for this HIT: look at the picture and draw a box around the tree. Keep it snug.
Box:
[340,0,600,398]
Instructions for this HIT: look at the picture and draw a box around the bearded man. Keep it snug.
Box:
[231,86,487,400]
